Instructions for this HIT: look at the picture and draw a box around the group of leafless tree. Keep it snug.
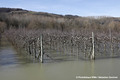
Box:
[4,28,120,61]
[1,8,120,61]
[1,8,120,32]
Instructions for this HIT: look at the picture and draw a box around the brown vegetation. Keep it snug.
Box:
[0,8,120,32]
[4,28,120,62]
[1,8,120,61]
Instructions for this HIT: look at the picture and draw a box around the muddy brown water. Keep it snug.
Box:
[0,36,120,80]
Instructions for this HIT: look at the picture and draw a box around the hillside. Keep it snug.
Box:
[0,8,28,13]
[0,7,120,32]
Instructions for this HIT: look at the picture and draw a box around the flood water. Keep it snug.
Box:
[0,37,120,80]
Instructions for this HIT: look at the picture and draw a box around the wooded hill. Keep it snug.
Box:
[0,7,120,32]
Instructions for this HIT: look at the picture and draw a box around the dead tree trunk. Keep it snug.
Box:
[91,32,95,60]
[40,35,43,63]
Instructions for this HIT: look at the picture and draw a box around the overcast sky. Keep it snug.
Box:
[0,0,120,17]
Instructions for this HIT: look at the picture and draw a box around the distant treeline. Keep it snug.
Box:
[0,8,120,32]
